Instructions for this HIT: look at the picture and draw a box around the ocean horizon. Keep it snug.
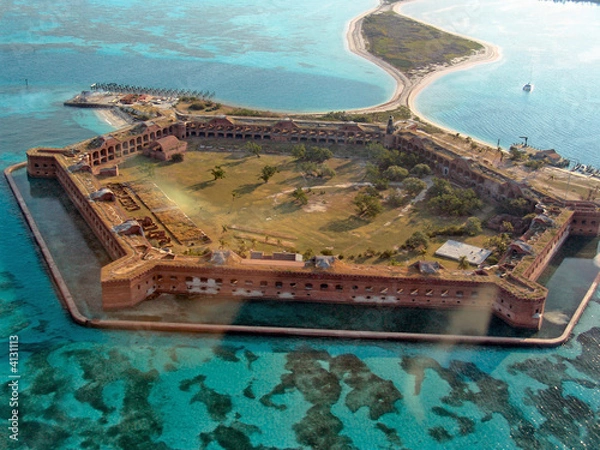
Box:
[1,1,599,449]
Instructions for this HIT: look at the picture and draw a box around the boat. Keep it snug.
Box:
[523,82,534,92]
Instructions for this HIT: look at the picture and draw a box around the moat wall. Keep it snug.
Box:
[22,117,600,332]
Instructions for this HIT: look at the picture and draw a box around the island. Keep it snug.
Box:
[5,1,600,346]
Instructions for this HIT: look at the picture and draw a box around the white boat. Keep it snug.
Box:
[523,82,534,92]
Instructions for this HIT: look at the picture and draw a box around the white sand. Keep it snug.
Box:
[345,0,501,116]
[95,108,131,129]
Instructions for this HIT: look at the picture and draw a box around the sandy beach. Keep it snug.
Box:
[95,107,132,129]
[346,0,501,117]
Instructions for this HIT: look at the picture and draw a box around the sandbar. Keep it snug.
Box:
[346,0,501,116]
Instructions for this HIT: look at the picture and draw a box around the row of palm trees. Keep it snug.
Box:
[90,82,215,100]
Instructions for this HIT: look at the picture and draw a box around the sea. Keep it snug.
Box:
[0,0,599,449]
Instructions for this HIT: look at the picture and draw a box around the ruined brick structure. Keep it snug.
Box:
[183,115,384,145]
[25,116,600,330]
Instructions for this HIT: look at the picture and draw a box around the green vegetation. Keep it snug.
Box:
[427,216,482,238]
[312,107,411,123]
[403,231,429,250]
[210,165,226,180]
[426,178,482,216]
[382,165,409,182]
[353,190,384,219]
[499,197,532,217]
[403,177,427,196]
[245,141,262,158]
[259,165,278,183]
[362,12,483,77]
[112,147,496,267]
[292,144,333,164]
[291,187,309,205]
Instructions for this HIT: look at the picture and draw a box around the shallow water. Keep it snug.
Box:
[400,0,600,167]
[1,1,600,449]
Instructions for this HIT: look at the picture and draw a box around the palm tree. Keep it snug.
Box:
[210,165,226,181]
[458,255,470,270]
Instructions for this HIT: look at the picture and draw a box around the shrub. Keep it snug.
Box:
[410,163,432,178]
[404,231,429,250]
[403,177,427,196]
[463,217,482,236]
[189,102,205,111]
[383,165,409,181]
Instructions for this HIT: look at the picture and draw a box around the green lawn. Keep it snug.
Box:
[111,151,495,267]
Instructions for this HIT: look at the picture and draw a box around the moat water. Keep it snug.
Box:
[1,0,600,449]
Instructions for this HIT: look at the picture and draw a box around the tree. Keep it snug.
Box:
[403,177,427,196]
[302,248,314,261]
[509,147,527,161]
[245,141,262,158]
[291,187,308,205]
[298,161,318,177]
[259,165,278,183]
[426,178,453,199]
[502,221,514,234]
[428,188,481,216]
[484,233,511,258]
[210,165,226,180]
[353,192,383,219]
[305,146,333,163]
[365,163,381,182]
[463,217,482,236]
[410,163,432,178]
[382,165,409,182]
[317,165,336,179]
[387,190,408,208]
[404,231,429,250]
[500,197,532,216]
[292,144,306,160]
[524,160,544,170]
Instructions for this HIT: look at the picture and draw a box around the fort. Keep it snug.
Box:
[17,112,600,339]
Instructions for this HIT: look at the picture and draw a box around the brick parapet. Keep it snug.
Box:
[24,116,600,332]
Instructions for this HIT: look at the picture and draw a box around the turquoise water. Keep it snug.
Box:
[1,1,600,449]
[0,0,394,112]
[400,0,600,167]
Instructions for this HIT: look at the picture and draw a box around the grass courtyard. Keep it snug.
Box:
[107,147,496,267]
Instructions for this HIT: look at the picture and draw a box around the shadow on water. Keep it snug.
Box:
[14,171,110,318]
[13,167,600,339]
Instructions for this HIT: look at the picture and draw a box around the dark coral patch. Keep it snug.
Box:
[376,423,403,447]
[571,327,600,380]
[401,355,540,448]
[428,426,453,443]
[293,405,356,450]
[180,373,233,421]
[243,380,256,399]
[20,421,71,449]
[507,357,570,387]
[432,406,475,436]
[213,344,242,362]
[332,354,402,420]
[244,349,259,369]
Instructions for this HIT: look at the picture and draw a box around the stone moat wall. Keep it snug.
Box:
[24,117,600,330]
